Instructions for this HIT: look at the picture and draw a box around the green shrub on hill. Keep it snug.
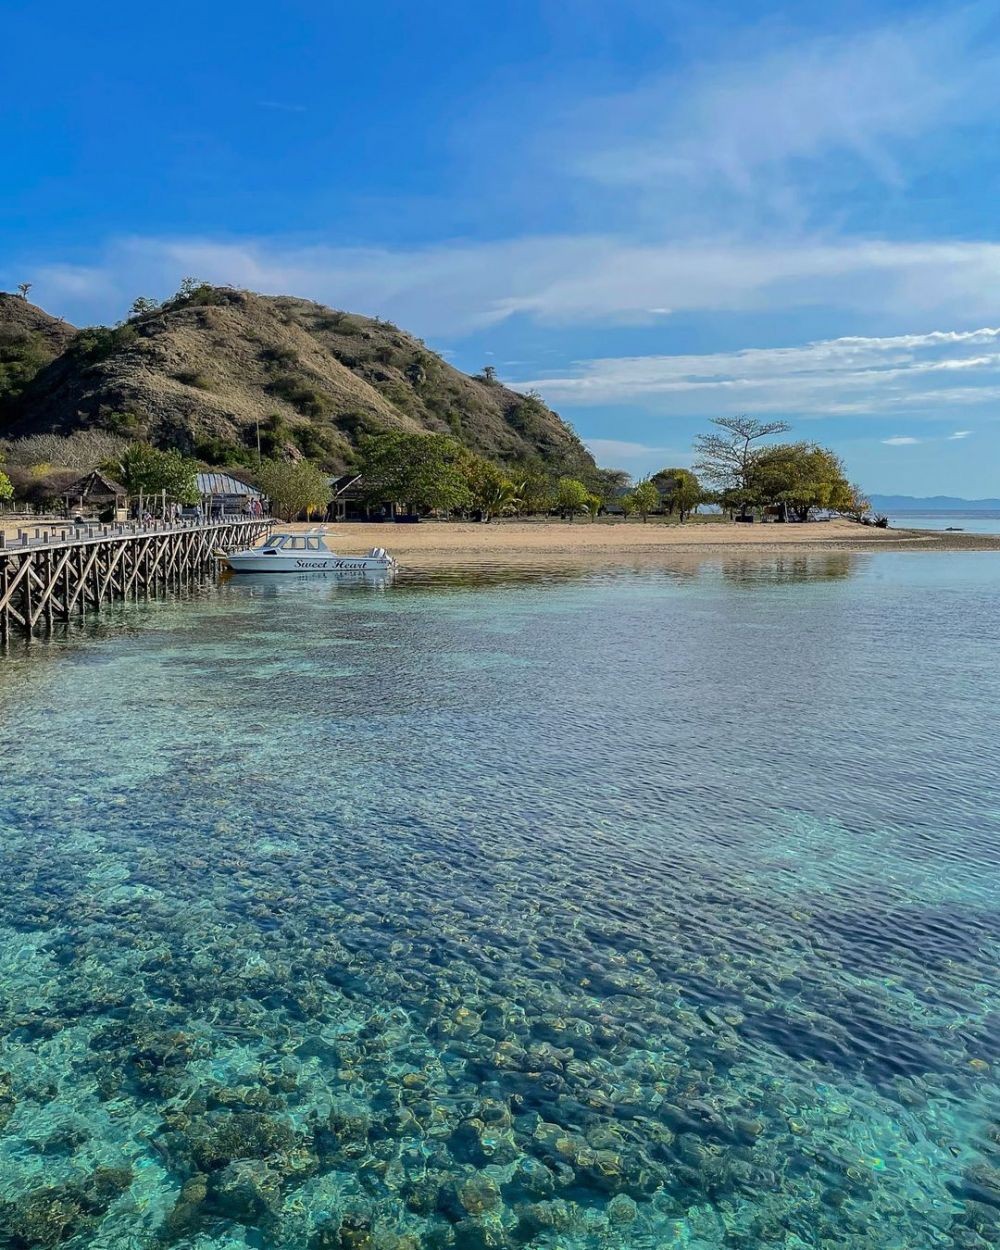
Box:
[266,374,335,418]
[0,329,52,404]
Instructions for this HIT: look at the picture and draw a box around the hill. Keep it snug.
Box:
[870,494,1000,511]
[0,286,595,477]
[0,293,77,407]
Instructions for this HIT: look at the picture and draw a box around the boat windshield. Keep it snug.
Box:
[259,533,331,552]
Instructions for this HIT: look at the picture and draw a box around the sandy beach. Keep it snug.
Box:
[4,515,999,558]
[279,517,1000,561]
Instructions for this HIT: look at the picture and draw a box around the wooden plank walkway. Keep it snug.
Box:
[0,517,272,641]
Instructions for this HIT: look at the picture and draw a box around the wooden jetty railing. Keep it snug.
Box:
[0,517,272,641]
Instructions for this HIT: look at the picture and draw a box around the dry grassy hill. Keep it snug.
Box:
[1,286,595,477]
[0,293,77,408]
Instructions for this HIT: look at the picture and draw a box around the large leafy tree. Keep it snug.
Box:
[358,431,471,514]
[693,416,791,508]
[750,442,855,520]
[0,452,12,503]
[508,463,553,515]
[256,459,332,520]
[461,454,520,522]
[652,467,702,520]
[590,467,631,503]
[112,443,200,503]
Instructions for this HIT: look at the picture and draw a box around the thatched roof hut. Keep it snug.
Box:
[63,469,127,515]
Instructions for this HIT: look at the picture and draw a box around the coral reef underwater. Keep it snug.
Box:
[0,560,997,1248]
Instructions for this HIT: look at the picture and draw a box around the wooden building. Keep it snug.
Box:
[63,470,128,520]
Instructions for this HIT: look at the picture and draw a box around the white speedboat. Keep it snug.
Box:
[223,530,397,573]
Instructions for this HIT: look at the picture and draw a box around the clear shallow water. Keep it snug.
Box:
[889,511,1000,535]
[0,554,999,1250]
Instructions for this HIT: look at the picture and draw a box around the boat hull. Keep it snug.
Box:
[225,553,395,573]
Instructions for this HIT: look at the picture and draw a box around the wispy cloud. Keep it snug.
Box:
[585,438,689,473]
[512,327,1000,416]
[566,9,1000,228]
[882,436,921,445]
[947,429,973,439]
[23,236,1000,335]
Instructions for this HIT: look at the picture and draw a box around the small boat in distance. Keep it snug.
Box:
[223,530,397,573]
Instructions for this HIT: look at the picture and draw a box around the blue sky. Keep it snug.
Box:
[4,0,1000,496]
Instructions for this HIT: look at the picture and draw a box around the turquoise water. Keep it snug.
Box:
[1,553,999,1250]
[889,511,1000,535]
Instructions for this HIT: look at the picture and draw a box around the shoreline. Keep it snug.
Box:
[278,518,1000,559]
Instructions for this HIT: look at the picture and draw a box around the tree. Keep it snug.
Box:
[554,476,590,520]
[479,365,498,384]
[256,459,332,520]
[841,483,871,520]
[512,467,553,515]
[0,452,12,503]
[112,443,200,503]
[632,478,660,522]
[584,492,603,521]
[693,416,791,509]
[462,454,520,521]
[652,467,702,521]
[16,283,32,301]
[588,467,631,514]
[749,442,854,520]
[129,296,160,318]
[357,430,472,514]
[619,491,637,521]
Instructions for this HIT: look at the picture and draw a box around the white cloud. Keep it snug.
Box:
[23,235,1000,335]
[947,429,972,439]
[568,9,999,226]
[882,436,921,445]
[512,327,1000,416]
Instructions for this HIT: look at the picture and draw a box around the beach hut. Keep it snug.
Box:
[63,469,128,520]
[196,472,264,518]
[326,473,364,521]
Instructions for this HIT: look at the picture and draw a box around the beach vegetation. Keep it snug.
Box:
[694,416,792,508]
[618,491,637,520]
[110,442,200,503]
[652,467,702,520]
[631,478,660,522]
[554,476,590,520]
[749,442,856,520]
[506,460,554,514]
[591,467,631,499]
[358,430,472,514]
[0,456,12,502]
[462,453,521,521]
[256,458,332,520]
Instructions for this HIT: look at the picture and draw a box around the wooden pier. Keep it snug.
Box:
[0,517,272,641]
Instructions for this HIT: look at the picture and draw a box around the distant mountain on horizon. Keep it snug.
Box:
[870,494,1000,511]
